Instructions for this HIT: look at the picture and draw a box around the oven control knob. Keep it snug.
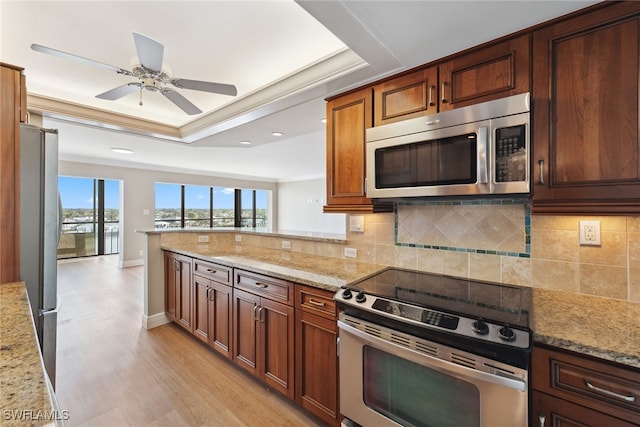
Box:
[472,319,489,335]
[498,325,517,342]
[341,289,353,300]
[355,291,367,303]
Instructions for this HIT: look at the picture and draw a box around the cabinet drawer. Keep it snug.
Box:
[234,269,293,305]
[193,259,232,285]
[533,346,640,424]
[295,285,337,319]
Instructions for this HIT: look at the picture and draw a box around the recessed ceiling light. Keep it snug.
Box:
[239,141,252,145]
[111,147,134,154]
[271,131,283,137]
[321,118,326,124]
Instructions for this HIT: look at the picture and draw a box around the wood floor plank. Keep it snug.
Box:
[56,256,324,427]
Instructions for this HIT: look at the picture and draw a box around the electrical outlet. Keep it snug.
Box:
[235,234,242,242]
[281,240,291,250]
[197,235,209,243]
[344,247,357,258]
[579,220,601,246]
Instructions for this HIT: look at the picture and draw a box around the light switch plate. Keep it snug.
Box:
[349,215,365,233]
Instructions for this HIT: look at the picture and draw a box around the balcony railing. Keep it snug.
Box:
[57,221,119,259]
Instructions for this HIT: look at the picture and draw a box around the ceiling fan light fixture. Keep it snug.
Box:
[271,131,283,137]
[239,141,252,145]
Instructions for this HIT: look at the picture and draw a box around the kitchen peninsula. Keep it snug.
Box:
[139,227,640,425]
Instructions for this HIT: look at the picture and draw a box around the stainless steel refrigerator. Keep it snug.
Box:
[19,123,60,388]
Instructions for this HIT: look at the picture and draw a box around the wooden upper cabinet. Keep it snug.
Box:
[532,2,640,213]
[438,34,530,111]
[373,67,438,126]
[324,87,377,213]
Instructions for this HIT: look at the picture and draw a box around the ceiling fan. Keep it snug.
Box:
[31,32,238,115]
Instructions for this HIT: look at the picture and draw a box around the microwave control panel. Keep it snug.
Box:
[495,124,526,182]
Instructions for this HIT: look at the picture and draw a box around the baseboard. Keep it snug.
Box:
[120,258,144,268]
[142,312,171,330]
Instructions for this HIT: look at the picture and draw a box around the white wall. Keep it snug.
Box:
[277,178,346,234]
[59,160,278,267]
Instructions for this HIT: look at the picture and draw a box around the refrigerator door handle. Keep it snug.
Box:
[40,297,62,317]
[57,192,63,245]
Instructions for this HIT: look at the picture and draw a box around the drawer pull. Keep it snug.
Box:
[254,282,268,289]
[206,268,217,274]
[538,415,546,427]
[585,380,636,402]
[308,298,326,307]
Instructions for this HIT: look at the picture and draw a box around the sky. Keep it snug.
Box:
[58,176,267,210]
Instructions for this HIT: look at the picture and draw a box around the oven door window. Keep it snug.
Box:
[363,345,480,427]
[374,133,477,189]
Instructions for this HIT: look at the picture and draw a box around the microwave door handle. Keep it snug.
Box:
[477,126,489,184]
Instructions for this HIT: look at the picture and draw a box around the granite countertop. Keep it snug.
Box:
[164,243,640,370]
[0,282,58,426]
[163,243,384,291]
[140,227,347,244]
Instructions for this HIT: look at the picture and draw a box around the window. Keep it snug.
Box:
[58,176,120,259]
[155,183,270,229]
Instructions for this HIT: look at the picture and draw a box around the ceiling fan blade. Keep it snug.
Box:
[132,32,164,72]
[31,44,131,75]
[171,78,238,97]
[96,84,140,100]
[162,89,202,115]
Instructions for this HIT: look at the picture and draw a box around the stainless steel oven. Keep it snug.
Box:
[335,268,532,427]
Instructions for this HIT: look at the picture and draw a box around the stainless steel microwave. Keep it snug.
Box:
[366,93,530,198]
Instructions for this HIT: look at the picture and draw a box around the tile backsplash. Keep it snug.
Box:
[348,207,640,303]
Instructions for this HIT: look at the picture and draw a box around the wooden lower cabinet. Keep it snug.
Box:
[532,345,640,426]
[193,274,233,359]
[164,251,192,332]
[232,287,295,399]
[295,285,340,426]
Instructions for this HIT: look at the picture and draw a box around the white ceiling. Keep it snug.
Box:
[1,0,599,182]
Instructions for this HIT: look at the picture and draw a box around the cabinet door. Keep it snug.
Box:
[233,288,259,376]
[373,67,438,126]
[295,310,339,426]
[164,252,178,322]
[324,87,375,212]
[193,275,210,343]
[259,297,295,399]
[533,391,636,427]
[439,34,530,111]
[532,3,640,213]
[176,256,192,332]
[209,281,233,359]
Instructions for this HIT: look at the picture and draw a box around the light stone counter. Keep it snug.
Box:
[0,282,63,426]
[532,288,640,369]
[162,243,385,291]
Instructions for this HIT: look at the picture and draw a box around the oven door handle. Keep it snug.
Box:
[338,320,527,392]
[477,126,489,184]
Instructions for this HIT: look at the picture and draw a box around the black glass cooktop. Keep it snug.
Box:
[344,267,531,329]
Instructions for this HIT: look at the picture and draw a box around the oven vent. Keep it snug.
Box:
[363,324,382,338]
[450,352,477,369]
[414,341,438,357]
[389,333,411,348]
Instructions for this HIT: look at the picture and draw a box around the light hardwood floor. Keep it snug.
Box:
[56,256,324,427]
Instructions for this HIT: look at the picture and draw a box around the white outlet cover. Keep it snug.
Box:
[235,235,242,242]
[579,220,601,246]
[198,235,209,243]
[349,215,365,232]
[344,247,357,258]
[282,240,291,250]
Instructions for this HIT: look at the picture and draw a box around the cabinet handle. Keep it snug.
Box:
[206,268,217,274]
[254,282,268,289]
[441,82,449,103]
[428,85,435,106]
[258,307,265,323]
[585,380,637,402]
[253,305,259,321]
[308,298,326,307]
[207,288,215,302]
[538,159,545,185]
[538,415,546,427]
